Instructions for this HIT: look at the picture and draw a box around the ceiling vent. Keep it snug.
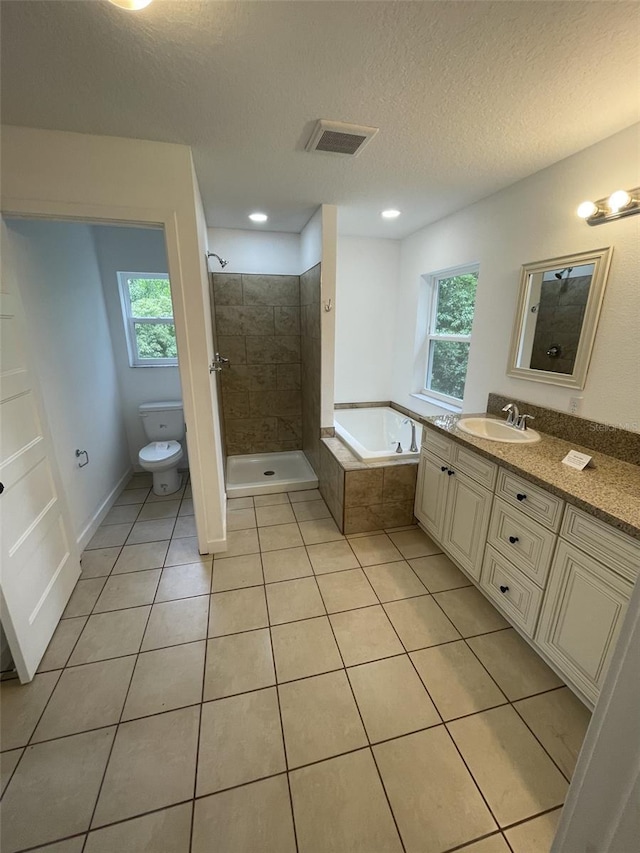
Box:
[305,119,379,157]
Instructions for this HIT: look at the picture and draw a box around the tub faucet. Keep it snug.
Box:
[502,403,520,427]
[394,441,403,454]
[403,418,419,452]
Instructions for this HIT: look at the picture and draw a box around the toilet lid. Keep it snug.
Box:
[139,440,182,463]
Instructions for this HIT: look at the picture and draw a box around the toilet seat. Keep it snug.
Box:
[139,440,182,467]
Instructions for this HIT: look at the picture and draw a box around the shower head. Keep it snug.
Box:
[554,267,573,280]
[207,252,229,269]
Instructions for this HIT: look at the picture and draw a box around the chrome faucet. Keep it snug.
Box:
[394,441,403,453]
[502,403,520,427]
[515,413,535,431]
[403,418,419,452]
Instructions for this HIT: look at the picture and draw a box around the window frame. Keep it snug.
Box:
[117,272,178,368]
[422,263,479,407]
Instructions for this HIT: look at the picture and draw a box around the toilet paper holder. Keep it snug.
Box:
[75,449,89,468]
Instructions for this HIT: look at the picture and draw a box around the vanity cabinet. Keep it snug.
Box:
[415,449,448,539]
[441,470,493,580]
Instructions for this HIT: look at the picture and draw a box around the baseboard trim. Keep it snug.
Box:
[76,467,133,552]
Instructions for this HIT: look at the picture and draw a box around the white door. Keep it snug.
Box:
[0,221,80,682]
[414,449,448,540]
[442,471,492,580]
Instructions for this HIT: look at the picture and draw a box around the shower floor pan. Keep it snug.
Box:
[226,451,318,498]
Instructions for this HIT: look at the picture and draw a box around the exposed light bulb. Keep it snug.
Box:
[577,200,598,219]
[108,0,153,10]
[608,190,631,213]
[381,209,401,219]
[249,212,268,223]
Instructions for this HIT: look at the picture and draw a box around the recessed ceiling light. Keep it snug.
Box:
[381,209,401,219]
[108,0,153,10]
[249,212,268,223]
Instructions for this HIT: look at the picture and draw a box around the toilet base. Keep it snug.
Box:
[151,467,182,496]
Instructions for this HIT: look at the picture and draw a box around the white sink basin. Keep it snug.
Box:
[457,417,541,444]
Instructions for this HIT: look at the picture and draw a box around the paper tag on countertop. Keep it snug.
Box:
[562,450,593,471]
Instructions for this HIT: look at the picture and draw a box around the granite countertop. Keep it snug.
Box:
[420,413,640,541]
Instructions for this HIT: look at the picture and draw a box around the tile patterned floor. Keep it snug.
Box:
[0,476,592,853]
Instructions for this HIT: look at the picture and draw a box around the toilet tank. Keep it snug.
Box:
[139,401,185,441]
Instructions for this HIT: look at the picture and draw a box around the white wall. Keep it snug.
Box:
[5,218,130,546]
[335,235,400,403]
[392,123,640,426]
[207,227,300,275]
[92,225,182,465]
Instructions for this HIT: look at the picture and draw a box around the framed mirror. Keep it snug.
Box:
[507,247,613,389]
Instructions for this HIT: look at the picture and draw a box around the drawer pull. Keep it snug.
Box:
[441,466,448,472]
[499,585,510,594]
[516,493,527,501]
[447,469,455,476]
[508,536,519,544]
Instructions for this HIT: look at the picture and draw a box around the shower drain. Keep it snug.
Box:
[263,470,276,476]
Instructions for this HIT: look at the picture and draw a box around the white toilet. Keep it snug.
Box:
[138,401,185,495]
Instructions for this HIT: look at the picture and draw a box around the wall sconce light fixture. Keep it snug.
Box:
[577,186,640,226]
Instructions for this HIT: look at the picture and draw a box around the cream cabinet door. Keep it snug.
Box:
[414,449,448,540]
[536,541,632,706]
[441,471,492,580]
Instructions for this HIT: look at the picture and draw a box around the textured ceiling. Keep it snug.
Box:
[1,0,639,238]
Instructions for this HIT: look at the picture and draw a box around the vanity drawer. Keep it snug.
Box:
[422,428,453,462]
[480,545,544,638]
[452,444,497,490]
[496,469,564,531]
[561,506,640,584]
[488,498,556,587]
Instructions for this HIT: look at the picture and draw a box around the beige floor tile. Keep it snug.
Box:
[127,519,176,545]
[227,507,257,530]
[266,576,325,624]
[330,605,404,666]
[256,503,296,526]
[374,727,497,852]
[258,522,304,551]
[458,835,511,853]
[69,607,151,665]
[122,641,206,720]
[80,546,121,578]
[146,484,186,502]
[172,515,197,538]
[155,561,212,601]
[93,568,161,612]
[37,616,87,672]
[30,840,85,853]
[514,687,591,778]
[298,517,344,545]
[348,533,403,566]
[33,657,135,742]
[85,802,192,853]
[102,503,142,526]
[192,775,296,853]
[62,577,106,617]
[197,688,285,795]
[114,487,150,506]
[448,705,568,826]
[1,727,115,853]
[179,497,195,516]
[307,539,360,574]
[467,629,563,701]
[221,527,260,558]
[112,540,169,574]
[165,536,213,566]
[183,483,192,498]
[409,552,473,592]
[363,561,428,601]
[388,527,442,559]
[86,523,133,550]
[316,568,378,613]
[204,629,275,700]
[211,553,263,591]
[289,488,322,502]
[0,671,60,750]
[290,749,404,853]
[347,529,385,538]
[411,640,507,720]
[434,587,509,637]
[1,748,23,795]
[227,496,254,510]
[271,616,343,682]
[254,491,289,506]
[262,546,313,582]
[384,595,460,651]
[348,655,440,742]
[504,808,562,853]
[126,473,153,489]
[292,500,331,521]
[93,706,199,827]
[279,670,367,767]
[137,500,181,521]
[209,586,269,636]
[141,596,208,650]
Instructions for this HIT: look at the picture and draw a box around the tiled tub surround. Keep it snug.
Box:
[0,472,591,853]
[213,272,303,455]
[300,263,322,475]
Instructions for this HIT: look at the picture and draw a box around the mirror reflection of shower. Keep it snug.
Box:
[207,251,229,269]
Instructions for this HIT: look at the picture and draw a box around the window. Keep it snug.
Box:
[117,273,178,367]
[423,266,479,406]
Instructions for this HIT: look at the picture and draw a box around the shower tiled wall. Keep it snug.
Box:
[213,273,303,455]
[300,263,322,473]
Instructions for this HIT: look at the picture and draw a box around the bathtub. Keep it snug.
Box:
[334,407,423,463]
